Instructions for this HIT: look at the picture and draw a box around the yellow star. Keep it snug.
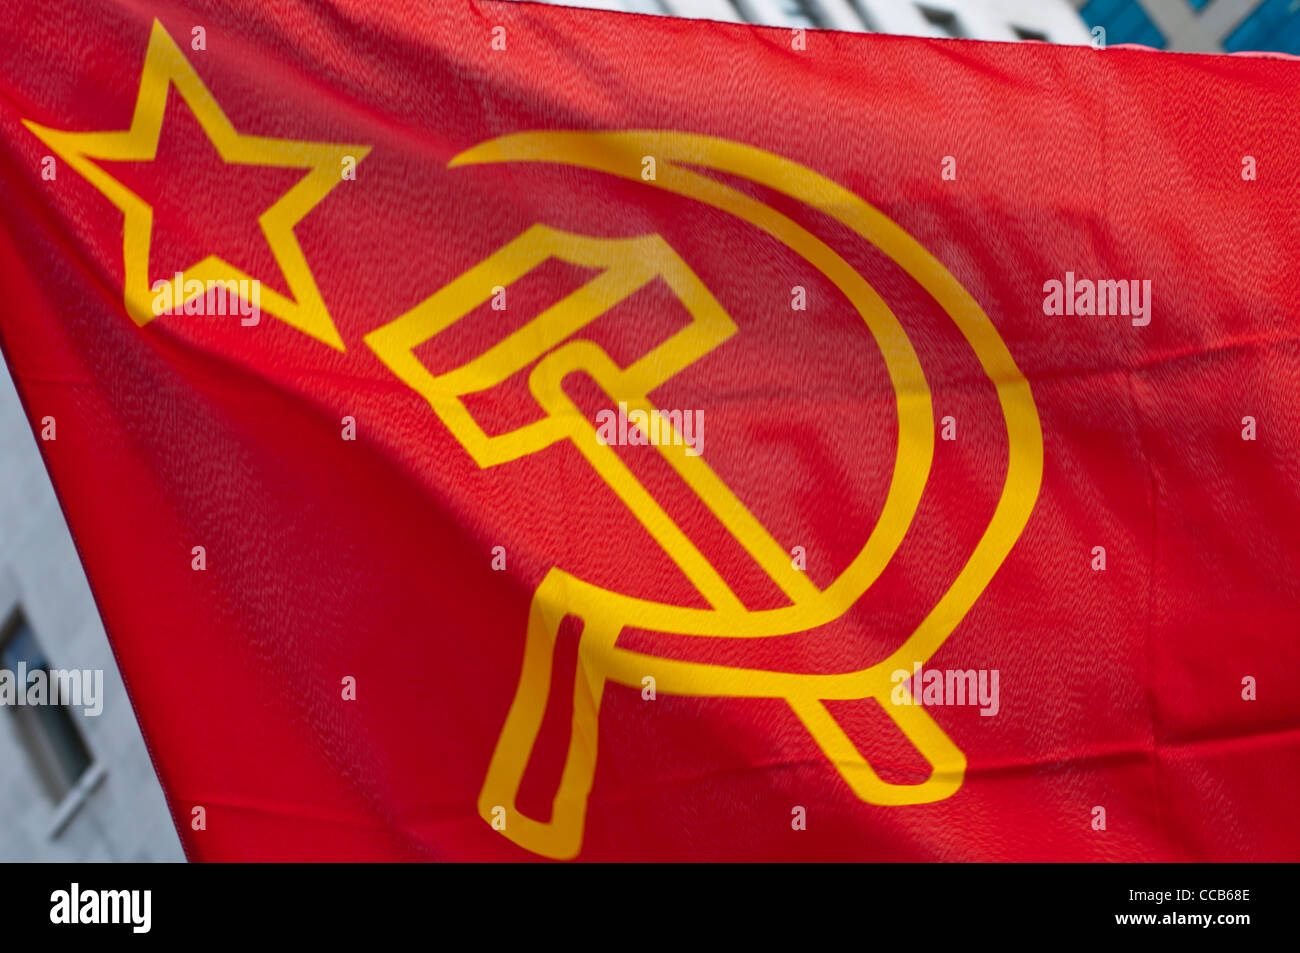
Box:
[23,19,369,351]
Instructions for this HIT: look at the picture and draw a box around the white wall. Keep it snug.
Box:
[0,371,183,861]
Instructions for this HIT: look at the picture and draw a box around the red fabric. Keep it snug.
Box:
[1,0,1297,861]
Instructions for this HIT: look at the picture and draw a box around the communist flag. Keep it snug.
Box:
[1,0,1297,862]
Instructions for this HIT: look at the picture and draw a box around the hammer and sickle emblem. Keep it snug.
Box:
[365,132,1043,859]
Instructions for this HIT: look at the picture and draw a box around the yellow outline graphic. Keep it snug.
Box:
[22,20,369,350]
[367,131,1043,859]
[22,18,1040,861]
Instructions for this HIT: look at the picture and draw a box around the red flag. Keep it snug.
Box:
[1,0,1297,861]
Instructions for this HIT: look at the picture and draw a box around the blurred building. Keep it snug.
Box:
[1073,0,1300,55]
[526,0,1300,53]
[0,374,182,861]
[533,0,1094,42]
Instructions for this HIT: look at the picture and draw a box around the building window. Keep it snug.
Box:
[918,5,965,37]
[770,0,818,28]
[1079,0,1167,49]
[1,609,94,804]
[1012,25,1049,42]
[1224,0,1300,55]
